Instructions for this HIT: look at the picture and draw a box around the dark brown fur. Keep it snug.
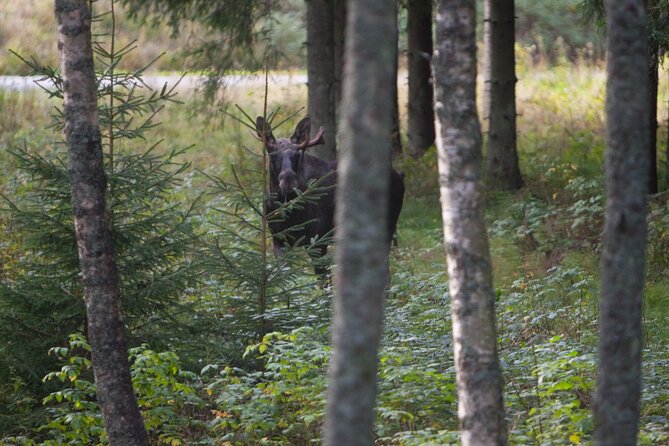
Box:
[256,116,405,276]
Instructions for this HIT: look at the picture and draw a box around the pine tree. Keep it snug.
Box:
[0,1,203,430]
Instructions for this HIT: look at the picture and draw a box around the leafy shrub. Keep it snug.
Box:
[206,327,329,445]
[491,158,604,258]
[499,268,598,444]
[377,347,456,437]
[377,271,458,443]
[499,266,597,345]
[39,335,104,446]
[4,334,209,446]
[504,336,596,445]
[380,428,460,446]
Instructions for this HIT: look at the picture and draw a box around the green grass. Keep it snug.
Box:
[0,0,195,74]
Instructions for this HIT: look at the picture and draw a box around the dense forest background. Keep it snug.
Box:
[1,0,604,74]
[0,0,668,445]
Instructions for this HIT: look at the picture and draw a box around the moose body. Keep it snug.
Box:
[256,116,404,277]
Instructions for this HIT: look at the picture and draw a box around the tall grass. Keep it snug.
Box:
[1,0,309,75]
[1,0,198,74]
[2,59,667,188]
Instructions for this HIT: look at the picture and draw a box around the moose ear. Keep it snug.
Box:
[255,116,276,146]
[290,116,312,145]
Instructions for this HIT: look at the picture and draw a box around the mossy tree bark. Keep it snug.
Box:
[55,1,148,444]
[433,1,508,444]
[483,0,523,191]
[594,1,649,444]
[323,0,397,444]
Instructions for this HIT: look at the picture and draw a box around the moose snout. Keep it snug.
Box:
[278,170,298,195]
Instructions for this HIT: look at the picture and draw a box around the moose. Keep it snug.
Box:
[255,115,405,277]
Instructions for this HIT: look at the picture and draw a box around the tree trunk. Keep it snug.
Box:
[433,1,508,445]
[484,0,524,190]
[307,0,337,160]
[333,0,346,123]
[323,0,397,444]
[407,0,435,157]
[391,2,402,156]
[55,1,148,445]
[594,1,649,445]
[647,39,658,194]
[482,0,492,122]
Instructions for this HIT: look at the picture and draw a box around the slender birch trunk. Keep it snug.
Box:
[433,1,508,444]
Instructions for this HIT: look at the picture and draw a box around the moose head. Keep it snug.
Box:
[255,116,326,197]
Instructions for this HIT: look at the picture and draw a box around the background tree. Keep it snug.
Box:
[333,0,347,117]
[647,2,659,194]
[594,0,649,444]
[324,0,398,444]
[307,0,337,160]
[645,0,669,193]
[308,0,400,159]
[433,0,508,444]
[407,0,435,158]
[484,0,524,190]
[391,1,402,156]
[55,1,148,444]
[581,0,669,193]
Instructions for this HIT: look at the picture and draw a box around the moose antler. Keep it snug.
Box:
[297,126,325,151]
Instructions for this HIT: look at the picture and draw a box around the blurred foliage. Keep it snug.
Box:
[514,0,605,64]
[1,0,615,75]
[580,0,669,54]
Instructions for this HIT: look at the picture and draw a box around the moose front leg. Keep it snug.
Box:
[272,238,285,258]
[308,244,330,280]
